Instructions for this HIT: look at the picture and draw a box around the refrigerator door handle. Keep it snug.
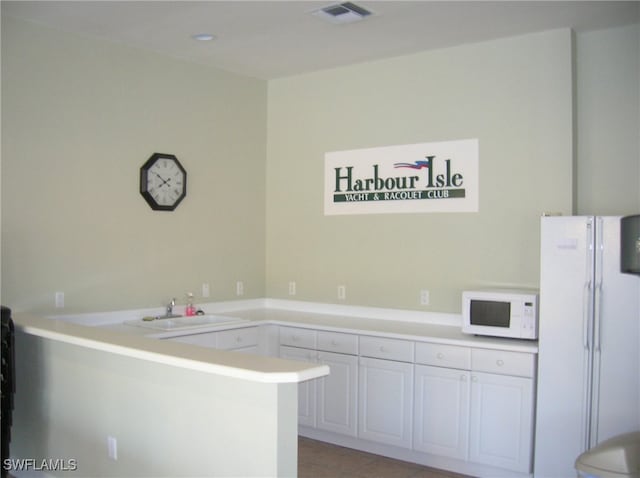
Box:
[583,218,595,351]
[583,279,592,350]
[594,217,604,352]
[594,281,603,352]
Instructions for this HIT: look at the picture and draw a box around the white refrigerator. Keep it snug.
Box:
[534,216,640,478]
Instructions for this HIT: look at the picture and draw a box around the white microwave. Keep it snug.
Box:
[462,289,539,340]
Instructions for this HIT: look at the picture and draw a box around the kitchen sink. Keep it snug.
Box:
[124,314,249,331]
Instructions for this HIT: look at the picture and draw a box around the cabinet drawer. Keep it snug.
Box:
[360,336,414,362]
[471,349,535,377]
[415,342,471,370]
[279,326,317,349]
[279,345,317,362]
[216,327,258,350]
[169,332,217,348]
[317,331,358,355]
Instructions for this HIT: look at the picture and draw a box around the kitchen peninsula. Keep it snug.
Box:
[11,300,538,477]
[11,311,328,478]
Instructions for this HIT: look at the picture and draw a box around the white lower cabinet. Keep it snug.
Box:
[414,365,534,473]
[279,327,358,437]
[317,351,358,437]
[215,327,259,354]
[279,325,535,476]
[413,364,470,460]
[412,344,535,474]
[469,371,534,473]
[469,348,535,473]
[358,356,414,449]
[172,323,536,474]
[279,344,317,427]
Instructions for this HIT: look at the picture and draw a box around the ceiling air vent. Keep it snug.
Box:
[312,2,373,24]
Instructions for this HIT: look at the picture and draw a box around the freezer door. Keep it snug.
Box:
[590,217,640,446]
[535,216,595,478]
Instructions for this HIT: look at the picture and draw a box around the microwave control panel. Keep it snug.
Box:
[520,301,537,336]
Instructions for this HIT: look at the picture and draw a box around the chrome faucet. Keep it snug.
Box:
[166,298,176,317]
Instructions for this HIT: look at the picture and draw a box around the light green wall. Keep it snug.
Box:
[1,16,267,314]
[266,29,574,312]
[2,15,638,317]
[576,24,640,215]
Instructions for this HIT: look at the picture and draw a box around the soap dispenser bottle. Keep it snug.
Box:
[185,293,196,317]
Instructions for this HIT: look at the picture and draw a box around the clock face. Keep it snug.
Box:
[140,153,187,211]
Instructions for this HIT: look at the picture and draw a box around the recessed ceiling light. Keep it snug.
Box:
[192,33,216,41]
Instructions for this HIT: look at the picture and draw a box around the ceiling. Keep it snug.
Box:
[3,1,639,79]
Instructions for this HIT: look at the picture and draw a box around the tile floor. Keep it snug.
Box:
[298,437,473,478]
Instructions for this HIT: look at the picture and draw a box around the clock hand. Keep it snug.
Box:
[153,172,171,187]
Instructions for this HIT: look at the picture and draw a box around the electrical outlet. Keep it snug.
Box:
[107,436,117,461]
[420,289,430,306]
[202,283,210,298]
[288,281,296,296]
[337,285,346,300]
[55,292,64,308]
[236,281,244,296]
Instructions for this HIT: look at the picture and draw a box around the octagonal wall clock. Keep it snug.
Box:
[140,153,187,211]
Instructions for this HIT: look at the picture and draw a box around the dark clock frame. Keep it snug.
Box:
[139,152,187,211]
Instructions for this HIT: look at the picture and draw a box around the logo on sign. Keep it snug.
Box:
[333,155,466,203]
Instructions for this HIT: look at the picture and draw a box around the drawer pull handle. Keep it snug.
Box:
[331,340,338,346]
[236,337,242,343]
[436,353,444,359]
[379,346,387,353]
[472,375,478,382]
[496,359,504,366]
[461,375,467,381]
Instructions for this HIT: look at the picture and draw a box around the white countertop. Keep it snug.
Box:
[19,301,536,387]
[13,312,330,384]
[231,308,538,353]
[102,304,538,353]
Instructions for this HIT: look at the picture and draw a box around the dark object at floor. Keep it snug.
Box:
[1,306,15,478]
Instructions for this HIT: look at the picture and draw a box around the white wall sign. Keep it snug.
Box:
[324,138,479,215]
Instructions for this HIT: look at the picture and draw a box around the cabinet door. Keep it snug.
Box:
[413,365,469,460]
[358,357,413,448]
[317,351,358,437]
[469,372,534,473]
[279,345,317,427]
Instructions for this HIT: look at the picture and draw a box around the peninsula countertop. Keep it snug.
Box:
[13,311,330,384]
